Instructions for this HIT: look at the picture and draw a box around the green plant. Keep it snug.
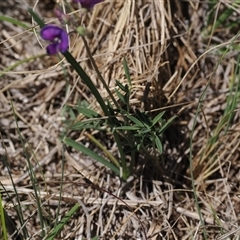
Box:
[207,0,240,33]
[28,9,176,181]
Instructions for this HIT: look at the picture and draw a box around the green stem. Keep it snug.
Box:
[63,51,109,116]
[86,133,120,167]
[63,51,128,178]
[0,54,46,78]
[81,36,120,109]
[0,192,8,240]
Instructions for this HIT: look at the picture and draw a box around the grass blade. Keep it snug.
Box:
[28,8,45,28]
[0,15,30,29]
[0,192,8,240]
[63,51,109,116]
[45,203,80,240]
[123,57,132,87]
[63,137,120,175]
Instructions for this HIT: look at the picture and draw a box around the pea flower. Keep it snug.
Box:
[54,7,70,24]
[73,0,104,9]
[40,25,69,55]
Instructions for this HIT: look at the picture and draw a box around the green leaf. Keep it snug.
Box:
[75,106,99,118]
[115,88,126,104]
[63,51,109,116]
[0,54,45,78]
[116,80,128,92]
[160,115,177,133]
[70,123,99,131]
[0,193,8,240]
[70,119,102,130]
[152,111,165,126]
[28,8,45,28]
[135,109,152,126]
[116,125,141,130]
[127,115,145,127]
[139,128,151,134]
[46,203,80,240]
[123,57,132,87]
[64,106,76,120]
[63,137,120,175]
[0,15,30,29]
[213,6,234,31]
[155,136,163,154]
[91,237,99,240]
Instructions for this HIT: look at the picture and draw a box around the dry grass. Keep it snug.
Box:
[1,0,240,239]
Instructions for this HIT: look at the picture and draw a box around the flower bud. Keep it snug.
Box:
[54,7,70,24]
[76,26,94,39]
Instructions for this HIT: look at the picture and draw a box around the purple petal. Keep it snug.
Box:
[40,25,69,55]
[59,30,69,53]
[73,0,104,9]
[40,25,62,41]
[46,43,59,55]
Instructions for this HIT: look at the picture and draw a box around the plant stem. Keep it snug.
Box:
[81,36,120,109]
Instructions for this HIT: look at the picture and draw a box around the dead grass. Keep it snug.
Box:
[1,0,240,239]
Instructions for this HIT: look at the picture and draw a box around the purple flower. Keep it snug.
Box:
[73,0,104,9]
[40,25,69,55]
[54,7,70,24]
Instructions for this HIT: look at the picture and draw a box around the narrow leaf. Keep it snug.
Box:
[63,137,120,175]
[135,109,151,126]
[28,8,45,28]
[46,203,80,240]
[116,80,127,92]
[152,111,165,126]
[123,57,131,87]
[127,115,145,127]
[63,51,109,116]
[75,106,99,118]
[116,125,140,130]
[160,115,177,133]
[0,15,30,29]
[115,88,126,104]
[155,136,163,154]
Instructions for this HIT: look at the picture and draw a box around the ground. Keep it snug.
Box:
[0,0,240,239]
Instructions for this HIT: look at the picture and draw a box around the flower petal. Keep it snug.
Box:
[73,0,104,9]
[40,25,69,55]
[40,25,62,41]
[46,43,59,55]
[54,7,70,24]
[59,30,69,53]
